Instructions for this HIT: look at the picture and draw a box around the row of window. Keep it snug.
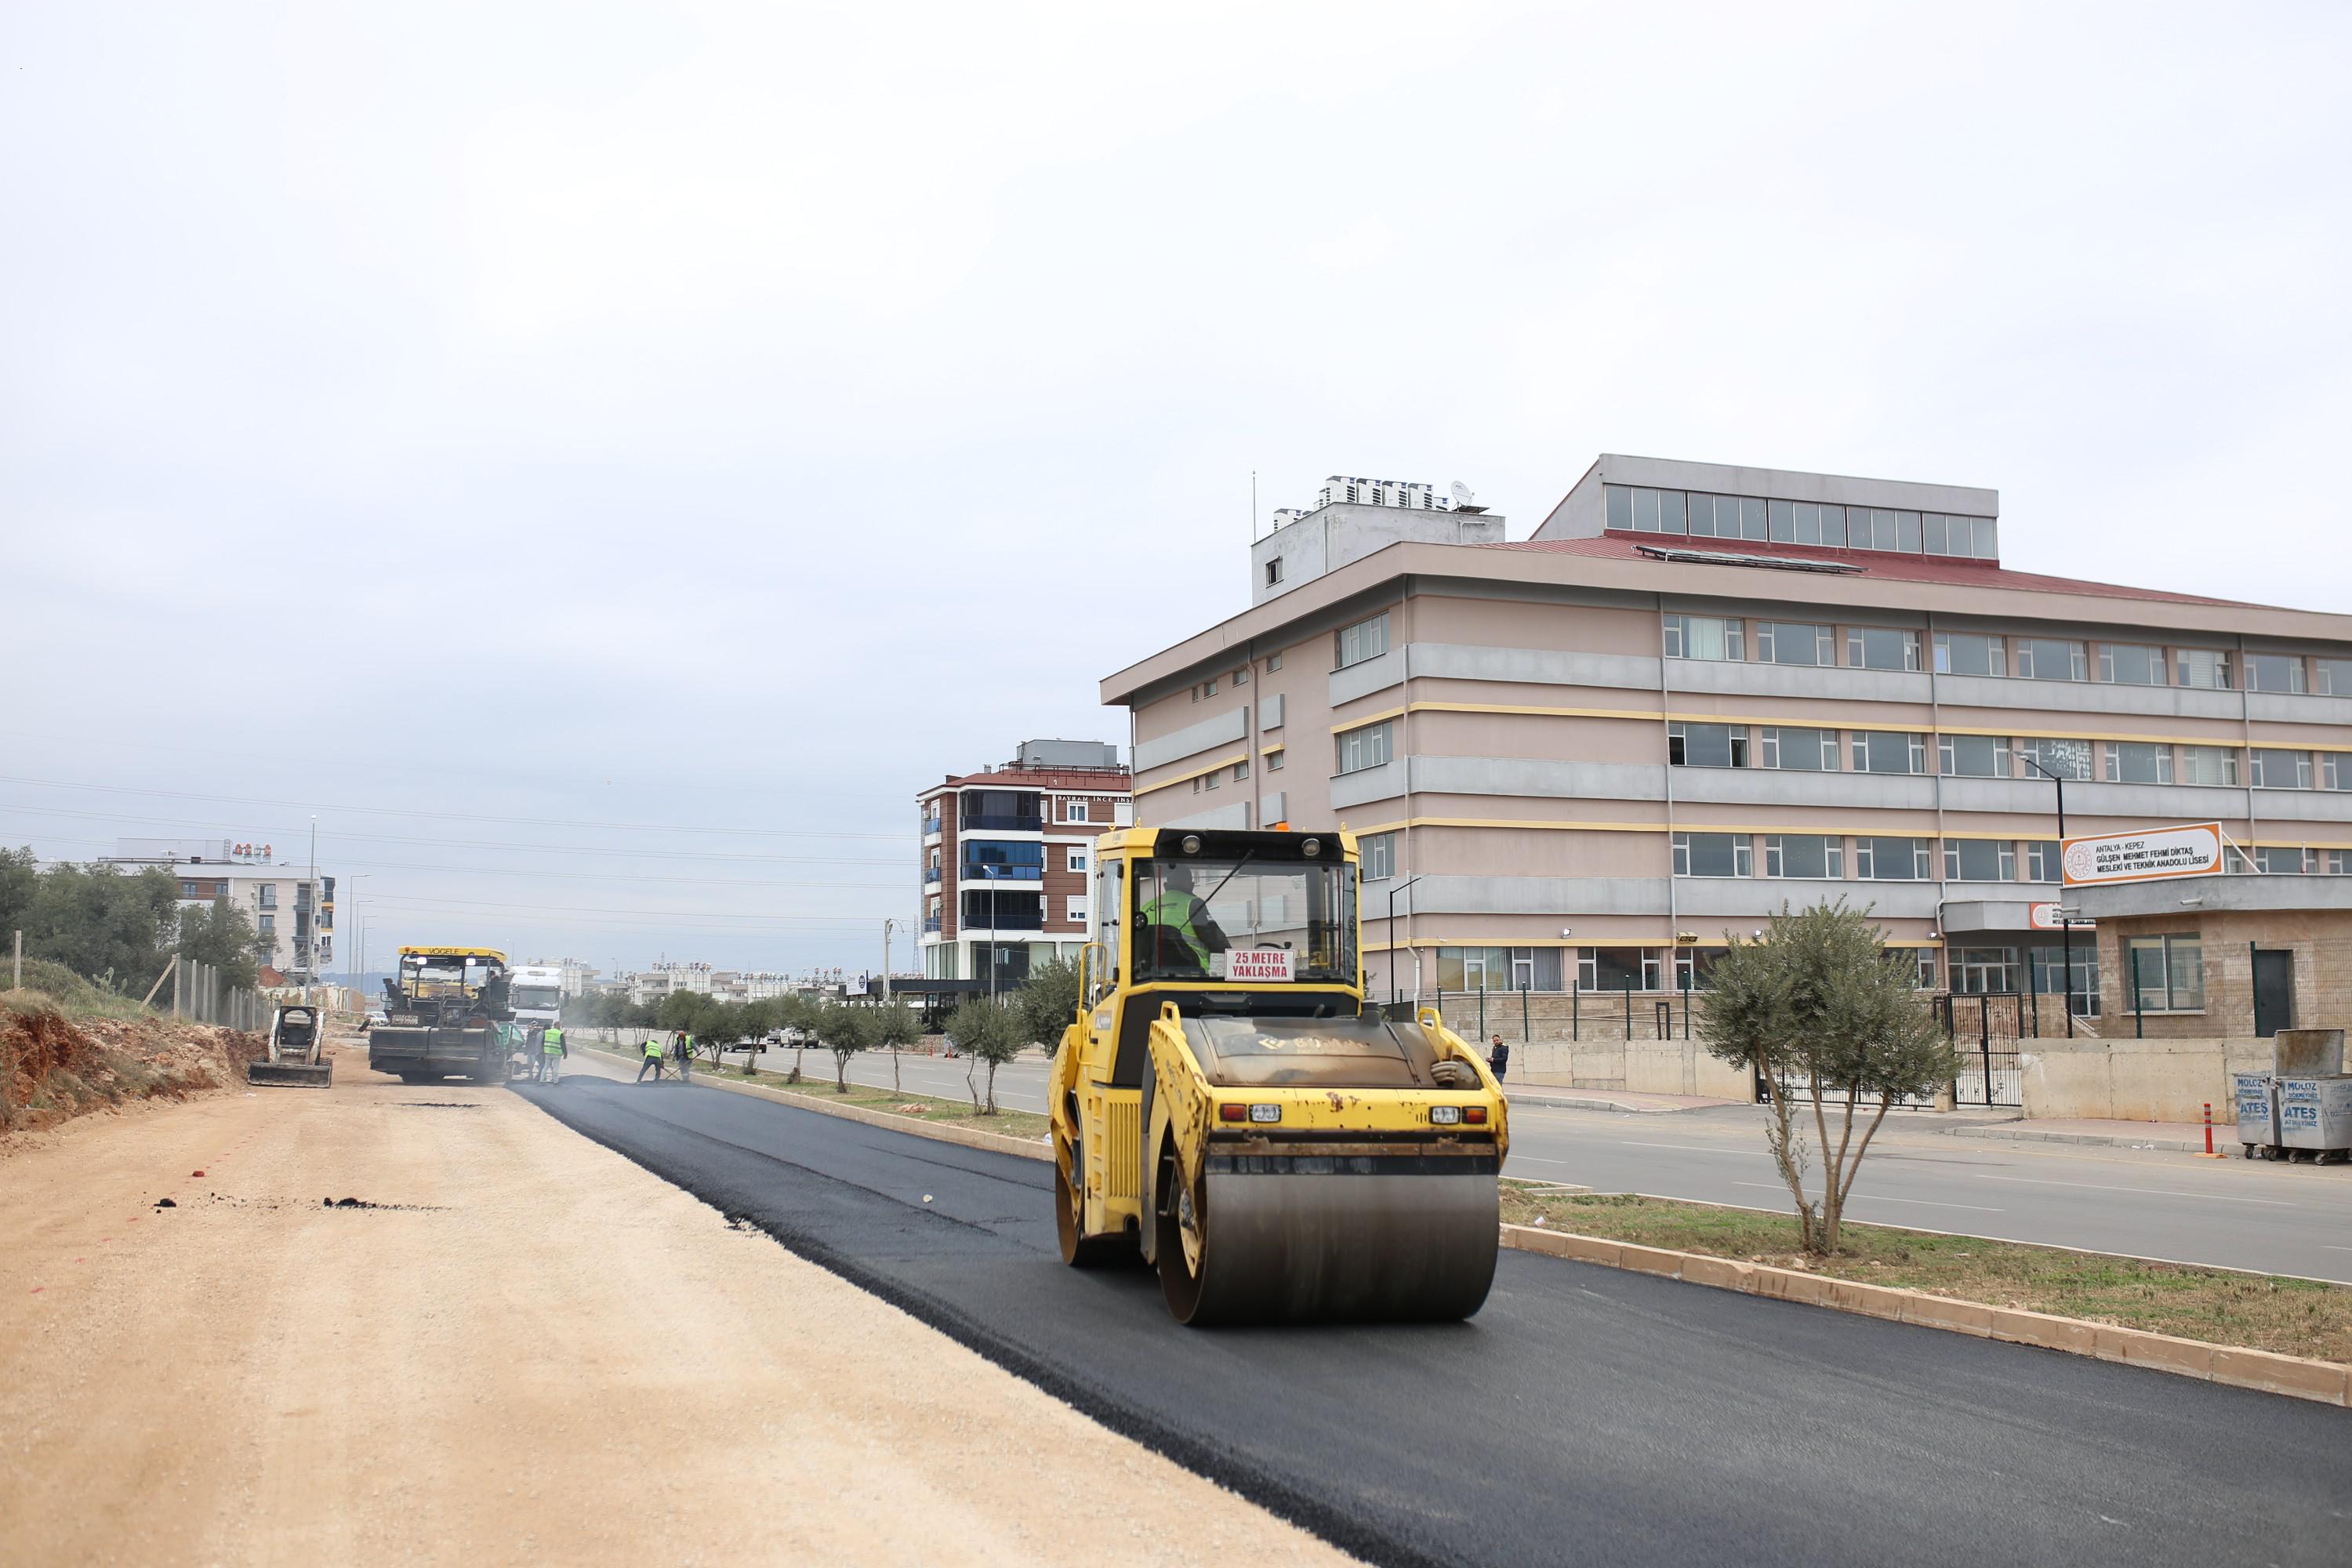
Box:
[1669,828,2350,882]
[1607,485,2000,559]
[1664,614,2350,692]
[1188,752,1279,793]
[1665,723,2352,789]
[1428,943,1945,993]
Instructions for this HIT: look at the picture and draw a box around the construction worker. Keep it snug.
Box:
[539,1023,567,1083]
[637,1034,666,1083]
[1140,861,1230,974]
[673,1030,695,1080]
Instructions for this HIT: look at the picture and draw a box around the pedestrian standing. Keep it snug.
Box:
[539,1024,567,1084]
[1489,1033,1510,1083]
[637,1036,666,1083]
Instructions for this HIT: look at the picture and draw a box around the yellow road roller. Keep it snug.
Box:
[1048,826,1508,1323]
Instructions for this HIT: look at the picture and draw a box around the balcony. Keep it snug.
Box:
[962,862,1044,881]
[923,917,942,933]
[921,817,943,837]
[963,909,1044,931]
[962,813,1044,833]
[923,866,942,885]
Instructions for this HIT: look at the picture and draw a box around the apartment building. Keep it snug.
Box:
[1102,456,2352,1012]
[917,739,1133,988]
[102,838,335,980]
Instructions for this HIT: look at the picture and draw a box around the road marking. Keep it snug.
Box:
[1734,1181,2003,1213]
[1511,1156,1581,1167]
[2325,1245,2352,1253]
[1973,1174,2296,1207]
[1621,1141,1757,1156]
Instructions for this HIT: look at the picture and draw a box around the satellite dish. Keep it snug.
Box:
[1450,481,1474,506]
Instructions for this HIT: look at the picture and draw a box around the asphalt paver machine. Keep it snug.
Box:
[367,946,513,1084]
[1048,827,1508,1323]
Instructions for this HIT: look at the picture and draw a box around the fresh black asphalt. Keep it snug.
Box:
[517,1075,2352,1568]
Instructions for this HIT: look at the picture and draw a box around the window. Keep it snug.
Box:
[2125,935,2204,1011]
[1609,485,1691,535]
[1672,832,1752,877]
[1759,726,1838,771]
[1063,800,1091,822]
[1204,770,1220,789]
[1233,667,1249,686]
[1066,848,1088,873]
[1335,613,1389,669]
[2251,845,2311,874]
[1846,626,1921,671]
[2245,654,2306,694]
[2016,736,2093,781]
[2024,840,2060,882]
[1923,514,1998,558]
[1264,558,1283,587]
[1754,621,1835,666]
[1360,832,1398,881]
[1203,677,1218,696]
[1335,720,1393,775]
[2179,745,2240,786]
[1938,734,2012,778]
[1913,949,1943,990]
[1765,834,1843,879]
[1065,897,1089,926]
[2324,753,2352,791]
[2029,945,2099,1016]
[2250,748,2312,789]
[258,884,278,909]
[1267,651,1284,672]
[2014,638,2088,682]
[1851,731,1926,775]
[1577,948,1664,993]
[1951,946,2020,994]
[1662,614,1743,661]
[2315,658,2352,695]
[1768,499,1850,546]
[1944,838,2017,882]
[258,913,275,936]
[2098,644,2167,685]
[1266,749,1285,771]
[2105,742,2173,785]
[180,880,198,898]
[1934,632,2006,677]
[2176,648,2233,689]
[1686,493,1766,540]
[1855,837,1929,880]
[2325,851,2351,876]
[1667,721,1748,768]
[1233,760,1250,782]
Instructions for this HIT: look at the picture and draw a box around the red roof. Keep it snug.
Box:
[924,766,1133,795]
[1484,532,2258,608]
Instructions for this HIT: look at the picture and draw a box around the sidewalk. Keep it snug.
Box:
[1942,1115,2242,1157]
[1504,1087,1748,1114]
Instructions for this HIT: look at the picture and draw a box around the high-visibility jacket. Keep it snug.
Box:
[644,1038,664,1059]
[543,1026,564,1055]
[1141,890,1213,967]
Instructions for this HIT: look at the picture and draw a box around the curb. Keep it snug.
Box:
[576,1046,1053,1163]
[1504,1092,1719,1115]
[1498,1223,2351,1407]
[1945,1123,2243,1157]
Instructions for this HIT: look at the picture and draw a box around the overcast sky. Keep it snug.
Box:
[5,2,2348,978]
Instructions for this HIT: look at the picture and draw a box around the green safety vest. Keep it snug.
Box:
[543,1027,564,1054]
[644,1039,664,1059]
[1141,891,1211,967]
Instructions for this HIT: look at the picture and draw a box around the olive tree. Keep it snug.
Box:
[1012,955,1081,1063]
[817,1002,877,1093]
[1700,900,1960,1256]
[946,997,1021,1114]
[873,1000,920,1093]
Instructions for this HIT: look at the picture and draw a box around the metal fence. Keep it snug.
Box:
[1938,992,2025,1107]
[167,958,272,1033]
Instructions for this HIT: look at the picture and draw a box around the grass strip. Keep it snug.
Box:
[685,1059,1051,1141]
[1500,1188,2352,1366]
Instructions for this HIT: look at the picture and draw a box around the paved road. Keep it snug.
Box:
[715,1046,2352,1283]
[517,1073,2352,1568]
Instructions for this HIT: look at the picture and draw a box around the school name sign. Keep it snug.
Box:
[2060,822,2225,887]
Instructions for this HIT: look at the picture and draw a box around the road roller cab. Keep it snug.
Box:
[1048,826,1508,1323]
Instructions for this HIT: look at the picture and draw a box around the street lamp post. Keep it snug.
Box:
[1387,876,1421,1010]
[986,865,1000,1000]
[2022,757,2075,1038]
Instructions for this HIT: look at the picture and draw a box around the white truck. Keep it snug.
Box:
[508,965,566,1031]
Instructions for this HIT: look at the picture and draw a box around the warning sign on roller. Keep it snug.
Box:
[1221,949,1295,983]
[2060,822,2224,886]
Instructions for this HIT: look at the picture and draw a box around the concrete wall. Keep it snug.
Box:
[2020,1036,2276,1123]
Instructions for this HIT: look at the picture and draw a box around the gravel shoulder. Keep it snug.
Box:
[0,1055,1354,1566]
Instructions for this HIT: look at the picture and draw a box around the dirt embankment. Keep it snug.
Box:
[0,991,263,1137]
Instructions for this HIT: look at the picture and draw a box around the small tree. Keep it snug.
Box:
[817,1003,877,1093]
[874,999,920,1092]
[1701,900,1961,1255]
[946,997,1021,1114]
[1011,954,1081,1063]
[771,996,815,1083]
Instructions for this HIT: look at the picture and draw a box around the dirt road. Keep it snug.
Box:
[0,1056,1354,1566]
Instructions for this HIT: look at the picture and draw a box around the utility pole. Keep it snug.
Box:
[881,918,895,1000]
[306,815,318,987]
[2023,757,2074,1038]
[12,928,20,991]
